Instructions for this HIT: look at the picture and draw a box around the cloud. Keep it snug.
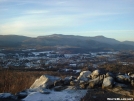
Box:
[23,10,49,14]
[0,20,26,34]
[57,1,66,4]
[0,13,81,36]
[0,6,127,36]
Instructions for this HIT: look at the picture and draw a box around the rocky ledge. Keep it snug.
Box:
[0,70,134,101]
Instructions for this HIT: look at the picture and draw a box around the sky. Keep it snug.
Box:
[0,0,134,41]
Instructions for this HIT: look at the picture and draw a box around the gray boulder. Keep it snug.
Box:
[131,80,134,87]
[70,80,78,86]
[102,76,114,89]
[114,82,128,88]
[116,75,130,83]
[77,71,91,82]
[64,76,76,85]
[90,70,100,79]
[54,79,64,86]
[79,81,89,89]
[30,75,61,90]
[39,89,51,94]
[54,86,66,91]
[16,90,28,99]
[69,76,76,81]
[92,70,100,76]
[130,74,134,78]
[88,75,104,89]
[88,77,99,89]
[106,72,113,77]
[64,76,76,81]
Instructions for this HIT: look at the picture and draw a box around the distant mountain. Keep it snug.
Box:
[27,34,111,48]
[0,34,134,52]
[122,41,134,46]
[0,35,30,41]
[89,35,120,45]
[0,35,30,47]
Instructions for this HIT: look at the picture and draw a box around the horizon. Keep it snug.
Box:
[0,0,134,41]
[0,34,133,42]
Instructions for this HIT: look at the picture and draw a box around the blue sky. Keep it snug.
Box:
[0,0,134,41]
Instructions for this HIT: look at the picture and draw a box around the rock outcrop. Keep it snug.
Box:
[88,75,103,88]
[116,75,130,83]
[102,77,114,89]
[77,71,91,82]
[1,69,134,101]
[30,75,61,90]
[89,70,101,79]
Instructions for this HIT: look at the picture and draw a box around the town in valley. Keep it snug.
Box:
[0,48,134,74]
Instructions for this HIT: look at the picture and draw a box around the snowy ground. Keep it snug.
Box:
[23,88,87,101]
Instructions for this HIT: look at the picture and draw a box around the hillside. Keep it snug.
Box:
[0,35,30,47]
[122,41,134,46]
[0,34,134,52]
[89,35,120,45]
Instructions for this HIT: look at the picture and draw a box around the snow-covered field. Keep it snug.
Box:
[23,88,87,101]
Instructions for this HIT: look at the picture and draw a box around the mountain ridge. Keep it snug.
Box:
[0,34,134,52]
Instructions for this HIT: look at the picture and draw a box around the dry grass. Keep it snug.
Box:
[99,63,134,74]
[0,69,72,94]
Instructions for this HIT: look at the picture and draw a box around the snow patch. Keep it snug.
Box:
[23,89,87,101]
[0,93,12,98]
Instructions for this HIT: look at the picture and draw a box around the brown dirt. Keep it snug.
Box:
[81,88,134,101]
